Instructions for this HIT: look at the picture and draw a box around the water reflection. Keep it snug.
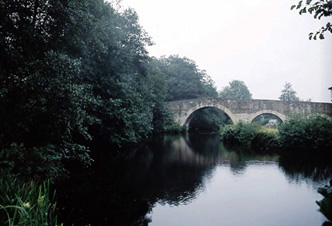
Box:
[55,134,332,226]
[279,150,332,188]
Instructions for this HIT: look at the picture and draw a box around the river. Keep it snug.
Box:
[55,134,332,226]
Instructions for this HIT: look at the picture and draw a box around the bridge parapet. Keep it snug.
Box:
[166,98,332,126]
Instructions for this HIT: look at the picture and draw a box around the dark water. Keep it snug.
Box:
[56,134,332,226]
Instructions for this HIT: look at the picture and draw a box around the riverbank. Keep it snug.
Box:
[220,114,332,152]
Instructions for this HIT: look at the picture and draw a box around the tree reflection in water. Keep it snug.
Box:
[279,150,332,188]
[55,134,332,226]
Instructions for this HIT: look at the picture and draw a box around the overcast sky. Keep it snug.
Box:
[120,0,332,102]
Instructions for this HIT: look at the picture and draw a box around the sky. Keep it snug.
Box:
[119,0,332,102]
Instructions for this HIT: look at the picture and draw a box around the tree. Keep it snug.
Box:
[219,80,252,99]
[155,55,218,101]
[153,55,219,133]
[291,0,332,40]
[52,0,158,145]
[279,82,300,101]
[0,0,173,180]
[0,0,94,179]
[146,58,173,133]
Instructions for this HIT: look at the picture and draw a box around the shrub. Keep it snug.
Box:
[163,123,187,134]
[0,142,92,182]
[220,125,238,144]
[221,114,332,152]
[220,122,280,151]
[278,114,332,151]
[220,122,260,148]
[252,128,279,151]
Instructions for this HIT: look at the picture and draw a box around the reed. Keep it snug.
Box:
[0,173,58,226]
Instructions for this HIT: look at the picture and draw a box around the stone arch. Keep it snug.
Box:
[249,110,286,123]
[167,98,332,127]
[183,104,236,126]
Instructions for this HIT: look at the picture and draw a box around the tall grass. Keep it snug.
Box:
[0,172,58,226]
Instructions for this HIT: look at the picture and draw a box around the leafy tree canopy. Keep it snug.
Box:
[219,80,252,99]
[155,55,218,101]
[279,82,300,102]
[0,0,222,180]
[0,0,170,179]
[291,0,332,40]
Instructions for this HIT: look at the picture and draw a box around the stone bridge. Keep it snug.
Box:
[166,98,332,126]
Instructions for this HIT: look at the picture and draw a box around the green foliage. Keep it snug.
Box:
[0,143,67,182]
[153,55,221,134]
[291,0,332,39]
[316,179,332,222]
[279,82,300,102]
[155,55,218,101]
[60,0,156,146]
[0,0,96,179]
[220,122,260,148]
[278,114,332,151]
[0,50,94,180]
[221,114,332,152]
[144,59,171,134]
[219,80,252,99]
[0,0,226,190]
[0,0,175,182]
[251,128,280,151]
[220,122,279,150]
[163,123,187,134]
[0,172,58,226]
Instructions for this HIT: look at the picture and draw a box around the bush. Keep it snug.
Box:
[163,123,187,134]
[0,142,92,182]
[251,128,280,151]
[220,124,238,144]
[220,122,260,148]
[278,114,332,151]
[220,122,280,151]
[221,114,332,152]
